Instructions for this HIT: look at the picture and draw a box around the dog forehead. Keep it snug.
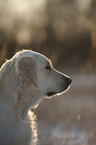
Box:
[14,50,50,66]
[33,51,50,66]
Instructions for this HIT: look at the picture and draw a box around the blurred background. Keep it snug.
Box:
[0,0,96,144]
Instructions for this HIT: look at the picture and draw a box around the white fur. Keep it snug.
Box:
[0,50,71,145]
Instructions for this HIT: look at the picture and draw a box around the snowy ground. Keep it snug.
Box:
[35,74,96,145]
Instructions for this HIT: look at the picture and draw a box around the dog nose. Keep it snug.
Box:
[65,77,72,86]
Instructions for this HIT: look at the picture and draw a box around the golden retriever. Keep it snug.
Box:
[0,50,72,145]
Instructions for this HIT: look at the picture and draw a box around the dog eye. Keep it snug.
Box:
[45,65,51,70]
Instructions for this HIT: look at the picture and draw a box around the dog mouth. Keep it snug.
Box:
[46,78,72,97]
[46,84,71,97]
[47,92,56,97]
[46,88,66,97]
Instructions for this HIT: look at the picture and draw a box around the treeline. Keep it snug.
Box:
[0,0,96,71]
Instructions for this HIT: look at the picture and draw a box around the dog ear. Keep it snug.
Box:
[17,57,37,87]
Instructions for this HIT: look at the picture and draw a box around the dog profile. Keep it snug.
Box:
[0,50,72,145]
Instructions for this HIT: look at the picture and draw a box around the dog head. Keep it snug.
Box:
[14,50,72,97]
